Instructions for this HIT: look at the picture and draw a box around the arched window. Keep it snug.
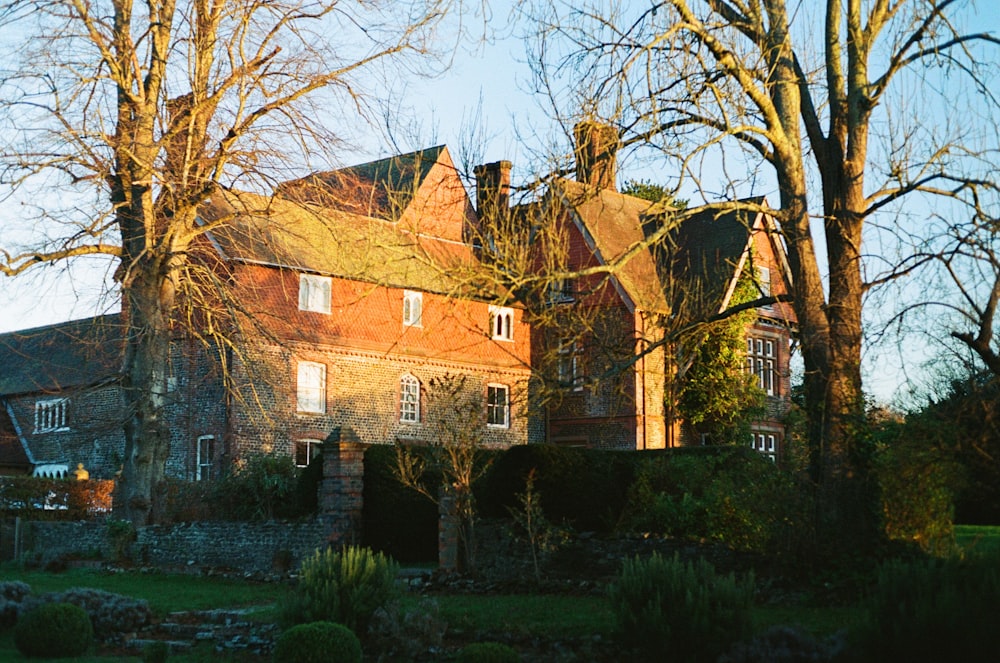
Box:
[489,305,514,341]
[400,374,421,423]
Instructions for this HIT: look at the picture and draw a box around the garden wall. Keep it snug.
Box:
[22,520,328,575]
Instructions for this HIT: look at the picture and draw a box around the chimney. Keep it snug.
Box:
[474,160,512,223]
[574,121,619,191]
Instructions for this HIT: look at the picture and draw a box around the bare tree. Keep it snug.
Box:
[526,0,1000,548]
[0,0,450,524]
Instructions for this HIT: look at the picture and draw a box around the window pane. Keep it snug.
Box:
[487,385,509,427]
[400,375,420,422]
[297,362,326,413]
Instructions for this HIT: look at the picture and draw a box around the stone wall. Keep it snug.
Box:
[21,519,328,574]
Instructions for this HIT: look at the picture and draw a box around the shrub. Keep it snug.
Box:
[609,552,754,662]
[0,581,31,628]
[456,641,521,663]
[282,545,399,635]
[363,444,439,562]
[272,621,362,663]
[368,598,446,660]
[52,587,152,639]
[14,601,94,658]
[214,453,301,520]
[857,552,1000,662]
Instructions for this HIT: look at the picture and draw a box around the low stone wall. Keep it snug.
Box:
[24,519,328,575]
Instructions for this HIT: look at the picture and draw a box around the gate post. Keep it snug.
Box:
[320,438,366,548]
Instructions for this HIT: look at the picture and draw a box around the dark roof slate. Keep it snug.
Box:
[0,314,123,396]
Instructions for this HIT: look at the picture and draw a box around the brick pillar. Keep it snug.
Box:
[320,441,366,548]
[438,488,460,572]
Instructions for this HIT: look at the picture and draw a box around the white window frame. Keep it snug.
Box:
[295,439,323,468]
[400,374,421,423]
[196,435,214,481]
[298,274,332,314]
[757,266,771,297]
[486,384,510,428]
[489,305,514,341]
[297,361,327,413]
[746,336,777,396]
[402,290,423,327]
[34,398,69,433]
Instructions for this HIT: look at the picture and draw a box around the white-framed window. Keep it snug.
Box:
[750,431,778,462]
[295,439,323,468]
[298,274,332,313]
[400,374,421,423]
[196,435,214,481]
[558,341,584,391]
[486,384,510,428]
[403,290,423,327]
[34,398,69,433]
[746,336,776,396]
[757,266,771,297]
[297,361,326,413]
[489,305,514,341]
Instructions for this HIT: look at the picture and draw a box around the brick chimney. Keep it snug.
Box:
[473,160,512,223]
[574,121,619,191]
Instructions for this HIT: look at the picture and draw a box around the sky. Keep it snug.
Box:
[1,1,996,406]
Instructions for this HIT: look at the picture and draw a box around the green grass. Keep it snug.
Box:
[426,593,616,638]
[1,564,292,616]
[955,524,1000,556]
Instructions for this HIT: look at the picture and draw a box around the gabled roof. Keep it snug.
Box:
[0,403,31,472]
[550,179,670,313]
[551,181,793,322]
[0,314,123,396]
[276,145,448,221]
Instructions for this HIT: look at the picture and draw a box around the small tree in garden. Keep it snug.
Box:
[395,374,494,572]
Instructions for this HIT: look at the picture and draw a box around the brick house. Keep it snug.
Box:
[502,122,797,459]
[0,135,796,479]
[0,145,539,480]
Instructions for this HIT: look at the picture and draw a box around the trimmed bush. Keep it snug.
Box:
[282,545,399,635]
[272,621,362,663]
[363,444,439,562]
[24,587,152,640]
[609,552,754,662]
[457,641,521,662]
[14,601,93,658]
[857,552,1000,662]
[0,581,31,628]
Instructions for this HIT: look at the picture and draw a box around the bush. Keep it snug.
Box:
[718,625,847,662]
[456,641,521,662]
[363,444,439,562]
[609,552,754,662]
[272,621,362,663]
[214,453,302,521]
[857,552,1000,662]
[0,581,31,628]
[14,601,94,658]
[282,546,399,635]
[51,587,152,639]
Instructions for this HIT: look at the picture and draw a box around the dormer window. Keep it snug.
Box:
[403,291,423,327]
[299,274,332,313]
[490,305,514,341]
[35,398,69,433]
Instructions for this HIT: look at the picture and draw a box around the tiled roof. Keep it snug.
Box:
[201,187,484,298]
[552,179,671,313]
[0,314,123,396]
[276,146,447,220]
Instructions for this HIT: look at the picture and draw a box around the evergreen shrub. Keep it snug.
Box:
[480,444,634,531]
[282,545,399,635]
[272,621,362,663]
[609,552,754,662]
[0,581,31,628]
[858,552,1000,662]
[362,444,439,562]
[14,601,93,658]
[456,641,521,663]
